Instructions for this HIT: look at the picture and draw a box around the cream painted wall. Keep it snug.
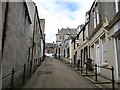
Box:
[88,23,119,81]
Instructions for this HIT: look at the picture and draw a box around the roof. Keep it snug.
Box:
[71,21,89,43]
[56,28,77,35]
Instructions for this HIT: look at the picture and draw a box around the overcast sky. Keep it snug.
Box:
[32,0,94,43]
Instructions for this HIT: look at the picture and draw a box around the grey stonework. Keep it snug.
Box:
[0,0,45,88]
[2,2,32,88]
[88,1,116,36]
[39,19,45,36]
[0,1,2,90]
[98,2,116,21]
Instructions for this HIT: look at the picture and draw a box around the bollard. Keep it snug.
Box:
[10,68,14,89]
[35,59,36,66]
[34,59,36,66]
[23,64,26,85]
[29,61,32,77]
[39,58,40,65]
[40,58,41,65]
[95,64,97,81]
[36,59,38,66]
[81,60,83,73]
[86,63,88,75]
[111,66,115,90]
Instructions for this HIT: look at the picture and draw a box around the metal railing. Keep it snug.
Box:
[94,64,115,90]
[81,61,115,90]
[1,64,26,89]
[55,57,116,90]
[0,57,43,89]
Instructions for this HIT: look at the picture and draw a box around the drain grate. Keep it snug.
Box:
[38,71,52,74]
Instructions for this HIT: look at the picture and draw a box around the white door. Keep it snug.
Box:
[96,45,100,74]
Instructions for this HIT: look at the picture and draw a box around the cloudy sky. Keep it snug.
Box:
[32,0,94,43]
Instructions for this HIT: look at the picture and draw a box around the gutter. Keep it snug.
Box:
[30,5,36,76]
[35,6,43,37]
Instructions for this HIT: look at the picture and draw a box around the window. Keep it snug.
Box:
[67,47,70,58]
[93,4,99,28]
[115,0,120,12]
[76,35,79,47]
[60,36,61,39]
[96,7,99,25]
[93,9,97,28]
[83,29,85,41]
[101,34,107,63]
[63,36,64,40]
[91,45,94,60]
[85,11,89,23]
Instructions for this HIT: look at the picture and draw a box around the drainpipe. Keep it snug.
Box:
[30,6,36,76]
[1,2,9,88]
[1,1,9,57]
[43,39,45,61]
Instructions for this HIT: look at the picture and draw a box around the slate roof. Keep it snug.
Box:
[56,28,77,35]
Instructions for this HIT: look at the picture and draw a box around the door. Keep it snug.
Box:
[116,35,120,80]
[96,45,100,74]
[84,47,88,63]
[81,50,83,69]
[75,51,77,65]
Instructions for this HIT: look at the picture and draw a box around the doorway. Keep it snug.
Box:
[116,35,120,80]
[96,44,100,74]
[75,51,77,65]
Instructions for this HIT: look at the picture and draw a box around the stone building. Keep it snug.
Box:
[45,42,56,54]
[56,28,77,60]
[39,19,45,61]
[72,20,89,68]
[67,0,120,83]
[0,1,45,88]
[87,0,119,82]
[1,1,32,88]
[0,1,2,89]
[105,0,120,82]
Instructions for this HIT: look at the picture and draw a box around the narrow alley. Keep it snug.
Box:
[24,56,99,89]
[1,0,120,89]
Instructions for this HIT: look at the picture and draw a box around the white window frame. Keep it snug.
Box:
[93,4,99,29]
[101,34,107,64]
[96,7,99,25]
[93,9,97,28]
[115,0,119,13]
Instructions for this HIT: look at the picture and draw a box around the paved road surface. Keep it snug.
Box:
[24,57,99,88]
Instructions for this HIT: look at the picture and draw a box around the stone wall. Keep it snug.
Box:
[2,2,31,88]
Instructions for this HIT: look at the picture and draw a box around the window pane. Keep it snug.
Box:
[102,34,107,63]
[103,51,107,63]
